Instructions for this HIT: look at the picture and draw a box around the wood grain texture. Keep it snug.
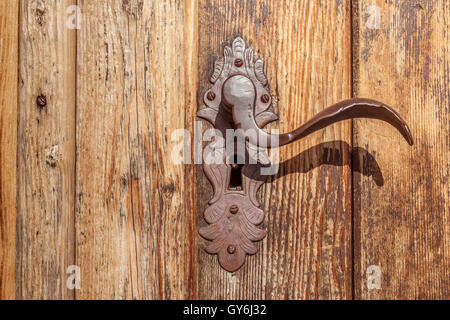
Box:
[0,0,19,300]
[75,0,197,299]
[353,0,449,299]
[2,0,447,300]
[16,0,76,299]
[196,0,353,299]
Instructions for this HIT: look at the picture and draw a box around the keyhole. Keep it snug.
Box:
[228,154,243,190]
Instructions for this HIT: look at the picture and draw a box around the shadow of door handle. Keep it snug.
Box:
[197,36,414,272]
[223,74,413,148]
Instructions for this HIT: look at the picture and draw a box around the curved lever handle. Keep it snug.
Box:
[223,74,414,148]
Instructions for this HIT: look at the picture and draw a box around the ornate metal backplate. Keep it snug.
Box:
[197,37,277,272]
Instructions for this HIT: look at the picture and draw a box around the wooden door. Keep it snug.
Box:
[0,0,448,300]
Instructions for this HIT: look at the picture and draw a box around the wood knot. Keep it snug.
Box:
[162,183,175,194]
[120,175,129,187]
[45,145,59,167]
[122,0,143,19]
[35,8,46,26]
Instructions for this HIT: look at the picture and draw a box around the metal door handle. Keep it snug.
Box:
[197,36,413,272]
[223,75,413,148]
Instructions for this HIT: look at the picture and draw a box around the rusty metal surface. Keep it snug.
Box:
[197,37,275,272]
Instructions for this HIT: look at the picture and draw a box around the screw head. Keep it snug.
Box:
[231,163,239,169]
[234,58,243,67]
[227,245,236,254]
[229,205,239,214]
[261,94,270,103]
[206,91,216,101]
[36,95,47,108]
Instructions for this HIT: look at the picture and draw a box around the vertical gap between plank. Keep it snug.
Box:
[15,0,22,299]
[14,0,21,300]
[349,0,359,301]
[73,0,78,301]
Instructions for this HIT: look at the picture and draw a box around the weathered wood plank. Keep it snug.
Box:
[0,0,19,300]
[75,0,197,299]
[16,0,76,299]
[353,0,449,299]
[197,0,353,299]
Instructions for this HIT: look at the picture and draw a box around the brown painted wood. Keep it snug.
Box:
[196,0,353,299]
[353,0,449,299]
[75,0,197,299]
[0,0,19,300]
[16,0,76,299]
